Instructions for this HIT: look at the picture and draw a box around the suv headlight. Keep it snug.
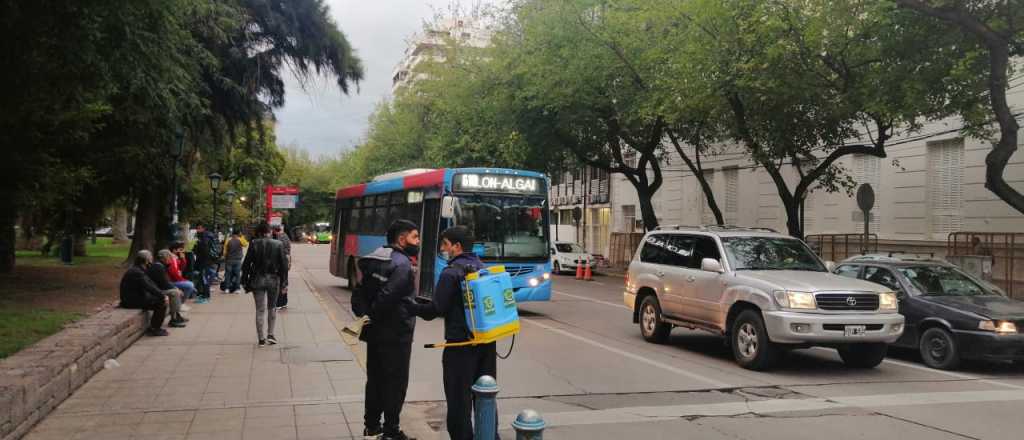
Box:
[979,320,1018,334]
[773,291,816,309]
[878,292,898,310]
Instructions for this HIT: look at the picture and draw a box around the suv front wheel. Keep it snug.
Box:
[731,310,780,370]
[639,296,671,343]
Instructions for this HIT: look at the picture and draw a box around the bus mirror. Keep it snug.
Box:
[441,196,456,219]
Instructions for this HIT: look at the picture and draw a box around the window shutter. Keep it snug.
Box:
[927,139,964,238]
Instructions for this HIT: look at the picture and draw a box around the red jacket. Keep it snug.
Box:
[167,257,186,282]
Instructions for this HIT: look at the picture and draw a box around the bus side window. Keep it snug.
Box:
[349,198,362,233]
[374,194,389,234]
[388,192,405,225]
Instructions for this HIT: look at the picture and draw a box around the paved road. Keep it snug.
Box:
[296,244,1024,439]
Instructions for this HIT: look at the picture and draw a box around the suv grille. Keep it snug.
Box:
[815,293,879,311]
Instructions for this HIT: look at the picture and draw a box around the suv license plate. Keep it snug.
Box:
[845,325,867,337]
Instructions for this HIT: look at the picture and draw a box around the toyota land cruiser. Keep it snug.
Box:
[624,226,904,370]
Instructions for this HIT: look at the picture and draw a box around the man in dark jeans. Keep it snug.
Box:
[220,231,247,294]
[406,226,496,440]
[119,251,171,336]
[272,225,291,309]
[352,220,420,440]
[193,223,217,303]
[241,221,288,347]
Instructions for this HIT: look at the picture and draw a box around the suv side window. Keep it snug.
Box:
[689,236,721,269]
[835,264,861,279]
[640,234,669,264]
[662,235,696,268]
[863,266,902,292]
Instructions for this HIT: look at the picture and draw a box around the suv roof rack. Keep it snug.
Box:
[652,224,780,233]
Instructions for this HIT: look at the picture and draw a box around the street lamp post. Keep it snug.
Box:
[224,190,237,234]
[169,129,186,240]
[208,173,222,233]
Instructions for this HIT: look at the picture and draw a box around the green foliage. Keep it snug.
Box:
[0,309,84,359]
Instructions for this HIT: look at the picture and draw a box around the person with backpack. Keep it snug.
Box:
[192,223,219,304]
[406,226,497,440]
[241,221,288,347]
[220,231,248,294]
[352,220,420,440]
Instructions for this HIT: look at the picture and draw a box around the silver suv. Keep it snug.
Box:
[624,226,905,370]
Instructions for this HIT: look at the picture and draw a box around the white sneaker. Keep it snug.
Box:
[180,304,192,312]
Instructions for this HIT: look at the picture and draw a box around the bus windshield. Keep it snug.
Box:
[454,193,549,261]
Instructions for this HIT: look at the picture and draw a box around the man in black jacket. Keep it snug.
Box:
[352,219,420,440]
[241,221,289,347]
[150,250,188,327]
[119,251,171,336]
[406,226,496,440]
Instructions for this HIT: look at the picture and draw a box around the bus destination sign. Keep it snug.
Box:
[453,173,544,194]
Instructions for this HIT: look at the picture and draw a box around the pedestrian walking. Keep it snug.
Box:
[221,231,248,294]
[272,225,291,309]
[352,220,420,440]
[119,251,171,336]
[407,226,497,440]
[241,221,288,347]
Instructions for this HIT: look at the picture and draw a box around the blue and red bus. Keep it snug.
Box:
[329,168,553,302]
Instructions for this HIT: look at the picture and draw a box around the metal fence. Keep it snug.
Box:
[609,232,645,268]
[948,232,1024,299]
[805,233,879,263]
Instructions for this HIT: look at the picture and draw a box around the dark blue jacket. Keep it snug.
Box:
[409,252,484,343]
[353,246,417,344]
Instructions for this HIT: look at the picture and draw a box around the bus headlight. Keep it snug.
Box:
[528,278,540,287]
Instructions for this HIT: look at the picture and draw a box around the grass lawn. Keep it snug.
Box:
[1,237,130,359]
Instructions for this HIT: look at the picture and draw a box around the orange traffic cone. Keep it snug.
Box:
[575,261,584,280]
[584,260,593,281]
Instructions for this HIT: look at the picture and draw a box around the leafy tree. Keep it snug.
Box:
[895,0,1024,215]
[670,0,984,237]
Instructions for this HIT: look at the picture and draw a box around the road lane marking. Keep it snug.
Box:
[497,389,1024,428]
[521,318,732,389]
[809,347,1024,390]
[554,290,630,310]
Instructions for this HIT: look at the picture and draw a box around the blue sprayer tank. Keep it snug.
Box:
[463,265,520,344]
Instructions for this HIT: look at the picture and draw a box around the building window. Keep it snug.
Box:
[700,170,716,225]
[927,138,964,238]
[622,205,637,232]
[622,149,637,168]
[723,167,739,225]
[853,154,881,233]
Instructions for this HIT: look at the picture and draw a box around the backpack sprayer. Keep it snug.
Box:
[424,265,520,357]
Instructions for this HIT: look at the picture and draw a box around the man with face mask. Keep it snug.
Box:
[352,219,420,440]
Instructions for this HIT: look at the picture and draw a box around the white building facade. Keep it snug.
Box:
[392,18,493,93]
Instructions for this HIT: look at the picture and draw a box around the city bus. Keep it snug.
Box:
[328,168,553,302]
[312,222,332,243]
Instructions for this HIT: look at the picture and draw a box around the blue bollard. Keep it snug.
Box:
[512,409,546,440]
[472,375,500,440]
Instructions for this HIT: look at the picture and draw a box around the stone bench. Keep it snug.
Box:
[0,307,148,440]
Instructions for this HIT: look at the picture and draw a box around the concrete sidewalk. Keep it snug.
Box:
[21,269,434,440]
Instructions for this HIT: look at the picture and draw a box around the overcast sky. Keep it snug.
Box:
[273,0,496,157]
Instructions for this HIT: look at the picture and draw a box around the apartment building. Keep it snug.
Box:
[392,18,493,93]
[548,166,613,257]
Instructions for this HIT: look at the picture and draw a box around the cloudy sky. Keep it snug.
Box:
[273,0,497,157]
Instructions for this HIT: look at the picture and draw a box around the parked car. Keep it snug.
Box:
[625,226,904,370]
[550,241,593,274]
[835,254,1024,369]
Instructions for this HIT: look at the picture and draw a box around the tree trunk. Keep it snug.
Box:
[74,235,88,256]
[636,188,659,231]
[112,207,130,243]
[0,201,15,273]
[128,188,160,263]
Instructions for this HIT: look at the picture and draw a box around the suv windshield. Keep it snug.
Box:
[556,243,584,253]
[454,193,549,261]
[722,237,825,271]
[897,265,992,296]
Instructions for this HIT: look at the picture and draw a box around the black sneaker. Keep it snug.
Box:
[363,427,383,439]
[147,328,169,336]
[258,339,266,347]
[382,430,415,440]
[168,320,186,328]
[267,335,278,345]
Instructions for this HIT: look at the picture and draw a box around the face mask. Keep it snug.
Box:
[403,244,420,256]
[440,251,451,261]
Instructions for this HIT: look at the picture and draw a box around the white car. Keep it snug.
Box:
[550,241,593,274]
